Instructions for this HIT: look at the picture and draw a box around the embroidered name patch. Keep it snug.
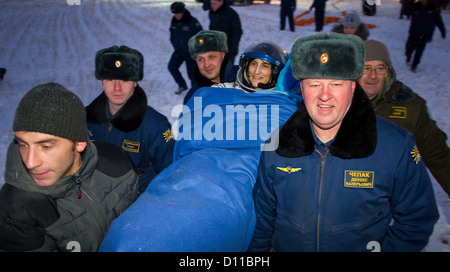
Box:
[344,170,374,188]
[122,139,140,153]
[388,106,407,119]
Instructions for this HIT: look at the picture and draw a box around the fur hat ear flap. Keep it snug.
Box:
[290,33,365,80]
[95,45,144,81]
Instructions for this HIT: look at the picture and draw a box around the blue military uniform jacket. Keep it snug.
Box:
[249,86,439,252]
[170,10,202,54]
[86,85,174,193]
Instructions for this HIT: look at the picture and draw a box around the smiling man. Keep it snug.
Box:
[358,39,450,198]
[0,83,138,251]
[182,30,238,104]
[249,33,439,252]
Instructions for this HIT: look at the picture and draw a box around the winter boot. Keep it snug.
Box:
[0,68,6,80]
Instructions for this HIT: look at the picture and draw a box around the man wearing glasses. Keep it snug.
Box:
[358,39,450,200]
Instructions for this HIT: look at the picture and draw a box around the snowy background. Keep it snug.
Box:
[0,0,448,251]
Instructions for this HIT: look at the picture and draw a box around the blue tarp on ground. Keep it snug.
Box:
[99,87,301,251]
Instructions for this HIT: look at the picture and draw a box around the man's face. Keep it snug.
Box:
[15,131,86,187]
[357,60,388,100]
[301,79,355,139]
[210,0,224,12]
[247,59,272,90]
[101,79,137,114]
[195,51,226,84]
[173,12,184,20]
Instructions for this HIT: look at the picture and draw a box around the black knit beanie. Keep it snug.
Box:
[13,82,88,142]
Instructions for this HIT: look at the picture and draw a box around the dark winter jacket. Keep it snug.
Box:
[0,140,139,252]
[183,54,239,104]
[281,0,296,10]
[209,2,243,57]
[86,85,175,193]
[331,23,370,40]
[371,66,450,197]
[170,10,203,54]
[249,86,439,252]
[408,0,446,42]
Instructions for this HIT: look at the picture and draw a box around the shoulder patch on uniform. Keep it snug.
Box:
[163,129,173,142]
[410,145,421,164]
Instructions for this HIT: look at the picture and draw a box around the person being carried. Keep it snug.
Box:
[0,83,139,252]
[86,45,174,193]
[214,40,288,93]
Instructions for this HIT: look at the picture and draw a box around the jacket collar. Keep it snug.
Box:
[276,85,377,159]
[372,65,414,106]
[86,84,147,132]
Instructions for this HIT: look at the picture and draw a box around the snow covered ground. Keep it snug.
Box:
[0,0,448,251]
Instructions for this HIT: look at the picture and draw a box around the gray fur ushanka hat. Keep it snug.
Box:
[95,45,144,81]
[188,30,228,60]
[290,32,365,80]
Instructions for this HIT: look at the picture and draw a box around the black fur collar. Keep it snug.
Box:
[276,85,377,159]
[86,85,147,132]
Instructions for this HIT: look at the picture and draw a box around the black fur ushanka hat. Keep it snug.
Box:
[95,45,143,81]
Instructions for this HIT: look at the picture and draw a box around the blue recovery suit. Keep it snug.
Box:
[99,87,302,251]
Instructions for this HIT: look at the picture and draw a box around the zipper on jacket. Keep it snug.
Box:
[314,145,329,252]
[74,173,108,237]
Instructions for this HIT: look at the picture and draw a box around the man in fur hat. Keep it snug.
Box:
[86,45,174,193]
[182,30,238,104]
[249,33,438,252]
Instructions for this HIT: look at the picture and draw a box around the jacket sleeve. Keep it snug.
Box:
[433,11,446,38]
[227,9,243,56]
[248,153,276,252]
[410,96,450,197]
[381,133,439,252]
[191,18,203,36]
[0,184,59,252]
[147,116,175,175]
